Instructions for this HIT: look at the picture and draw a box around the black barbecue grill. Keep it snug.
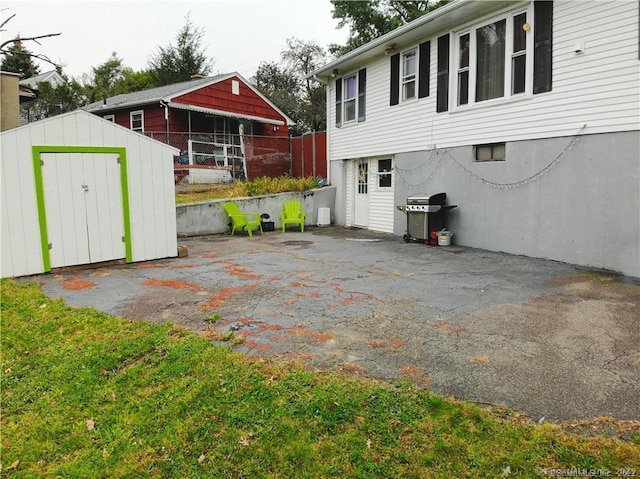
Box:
[401,192,457,244]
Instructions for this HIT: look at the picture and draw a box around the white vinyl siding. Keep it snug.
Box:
[327,0,639,160]
[345,161,355,226]
[368,158,395,233]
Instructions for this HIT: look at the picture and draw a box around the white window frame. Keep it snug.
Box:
[342,73,358,123]
[377,158,393,188]
[130,110,144,132]
[452,6,533,109]
[402,49,417,101]
[103,114,115,122]
[475,143,506,162]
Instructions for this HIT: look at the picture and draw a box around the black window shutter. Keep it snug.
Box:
[436,34,450,112]
[357,68,367,122]
[335,78,342,127]
[390,53,400,106]
[533,1,553,94]
[418,41,431,98]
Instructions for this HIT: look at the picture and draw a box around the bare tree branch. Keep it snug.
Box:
[0,13,16,30]
[0,32,61,51]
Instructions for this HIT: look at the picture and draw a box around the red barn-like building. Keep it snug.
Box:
[83,73,294,181]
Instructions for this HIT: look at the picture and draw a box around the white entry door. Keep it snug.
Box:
[42,153,125,268]
[353,159,369,227]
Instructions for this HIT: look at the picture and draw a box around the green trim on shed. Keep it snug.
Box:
[32,145,132,272]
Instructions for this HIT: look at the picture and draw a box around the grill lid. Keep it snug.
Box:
[407,192,447,205]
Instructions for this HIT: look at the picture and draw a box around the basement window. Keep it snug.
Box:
[475,143,506,162]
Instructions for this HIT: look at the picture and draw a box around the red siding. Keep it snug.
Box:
[107,105,165,132]
[172,76,287,125]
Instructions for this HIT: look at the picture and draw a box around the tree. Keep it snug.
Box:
[254,61,301,131]
[329,0,450,56]
[21,75,87,122]
[113,68,154,95]
[0,11,61,74]
[255,38,328,134]
[0,39,40,78]
[148,15,213,86]
[83,52,125,102]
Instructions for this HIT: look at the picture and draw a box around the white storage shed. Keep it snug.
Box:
[1,110,179,278]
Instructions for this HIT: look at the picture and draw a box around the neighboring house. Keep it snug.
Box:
[19,69,65,91]
[83,73,295,181]
[310,0,640,277]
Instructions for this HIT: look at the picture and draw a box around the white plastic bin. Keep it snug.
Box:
[317,207,331,226]
[437,231,453,246]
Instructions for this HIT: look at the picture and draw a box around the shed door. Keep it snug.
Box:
[42,153,124,268]
[353,159,369,227]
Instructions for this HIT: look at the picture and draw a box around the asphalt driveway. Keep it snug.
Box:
[32,226,640,428]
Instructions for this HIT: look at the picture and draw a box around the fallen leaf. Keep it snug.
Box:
[366,438,372,449]
[239,437,250,447]
[198,454,206,464]
[102,448,108,458]
[86,419,95,431]
[6,460,20,470]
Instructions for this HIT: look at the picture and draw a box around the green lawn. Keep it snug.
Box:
[1,279,638,478]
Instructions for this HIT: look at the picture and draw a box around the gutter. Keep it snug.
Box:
[167,102,287,126]
[309,0,474,82]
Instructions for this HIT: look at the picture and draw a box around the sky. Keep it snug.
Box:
[1,0,349,81]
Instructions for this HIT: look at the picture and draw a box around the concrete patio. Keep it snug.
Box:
[31,226,640,429]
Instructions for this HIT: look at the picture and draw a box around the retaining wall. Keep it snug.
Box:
[176,186,336,236]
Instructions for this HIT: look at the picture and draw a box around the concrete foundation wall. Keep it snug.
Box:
[388,131,639,277]
[176,186,336,236]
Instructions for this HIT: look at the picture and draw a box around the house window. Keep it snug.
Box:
[454,7,531,107]
[402,50,416,100]
[512,12,527,94]
[344,74,357,122]
[335,69,366,127]
[475,143,506,162]
[103,114,115,122]
[232,80,240,95]
[391,41,430,106]
[377,159,392,188]
[130,110,144,132]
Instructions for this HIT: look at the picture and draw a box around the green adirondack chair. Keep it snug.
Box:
[280,200,306,233]
[223,202,263,237]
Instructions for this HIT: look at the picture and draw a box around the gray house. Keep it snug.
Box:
[311,0,639,277]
